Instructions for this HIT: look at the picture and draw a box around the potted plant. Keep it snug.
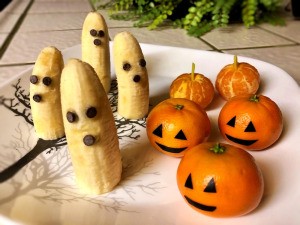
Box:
[94,0,285,37]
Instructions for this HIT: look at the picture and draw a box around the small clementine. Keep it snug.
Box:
[177,142,264,218]
[146,98,211,157]
[215,55,260,100]
[170,63,215,109]
[218,94,283,151]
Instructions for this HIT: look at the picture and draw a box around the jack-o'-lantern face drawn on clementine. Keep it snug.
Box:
[223,115,258,146]
[183,173,217,212]
[146,98,211,157]
[177,142,264,218]
[218,94,283,151]
[152,124,189,154]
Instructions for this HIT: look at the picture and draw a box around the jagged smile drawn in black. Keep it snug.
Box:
[225,134,258,146]
[225,116,258,146]
[152,124,188,153]
[184,195,217,212]
[155,142,187,153]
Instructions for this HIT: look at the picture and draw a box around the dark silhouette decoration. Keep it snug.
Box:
[0,79,66,182]
[0,79,146,183]
[0,77,163,213]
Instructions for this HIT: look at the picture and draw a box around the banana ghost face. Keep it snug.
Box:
[113,31,149,119]
[65,106,99,147]
[82,12,111,93]
[89,28,106,46]
[30,46,64,140]
[61,59,115,151]
[60,59,122,195]
[121,58,147,86]
[30,75,52,102]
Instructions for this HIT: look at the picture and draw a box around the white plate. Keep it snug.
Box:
[0,44,300,225]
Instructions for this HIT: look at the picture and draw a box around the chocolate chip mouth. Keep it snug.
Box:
[33,94,42,102]
[133,75,141,82]
[93,39,101,46]
[83,135,96,146]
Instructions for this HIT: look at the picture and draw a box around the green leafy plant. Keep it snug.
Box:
[94,0,284,37]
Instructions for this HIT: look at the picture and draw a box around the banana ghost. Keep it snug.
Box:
[30,46,64,140]
[82,11,111,93]
[60,58,122,195]
[113,31,149,119]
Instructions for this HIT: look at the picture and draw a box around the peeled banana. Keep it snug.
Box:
[60,58,122,195]
[82,11,111,93]
[30,46,64,140]
[113,31,149,119]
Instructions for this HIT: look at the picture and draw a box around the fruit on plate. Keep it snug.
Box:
[218,94,283,151]
[30,46,65,140]
[215,55,260,100]
[177,142,264,218]
[146,98,211,157]
[60,58,122,195]
[113,31,149,119]
[169,63,214,109]
[82,11,111,93]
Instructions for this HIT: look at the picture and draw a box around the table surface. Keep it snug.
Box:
[0,0,299,86]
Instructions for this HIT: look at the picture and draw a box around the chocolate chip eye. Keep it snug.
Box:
[66,111,77,123]
[133,75,141,83]
[86,107,97,118]
[123,62,131,71]
[90,29,97,37]
[33,94,42,102]
[98,30,105,37]
[94,39,101,46]
[30,75,38,84]
[42,77,52,86]
[83,135,95,146]
[139,59,146,67]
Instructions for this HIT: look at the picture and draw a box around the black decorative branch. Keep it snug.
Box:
[0,79,67,182]
[0,79,32,125]
[13,79,30,109]
[0,78,147,182]
[0,78,163,214]
[109,79,147,140]
[0,138,66,183]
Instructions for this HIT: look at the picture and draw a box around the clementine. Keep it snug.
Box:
[146,98,211,157]
[215,55,260,100]
[177,142,264,217]
[218,94,283,151]
[170,63,215,109]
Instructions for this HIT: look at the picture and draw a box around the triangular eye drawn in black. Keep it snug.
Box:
[204,177,216,193]
[244,121,256,132]
[153,124,163,138]
[185,173,193,189]
[227,116,236,127]
[175,129,187,140]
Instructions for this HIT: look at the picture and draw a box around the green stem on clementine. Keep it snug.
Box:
[210,143,226,154]
[175,104,184,110]
[191,62,195,81]
[233,55,238,70]
[249,95,259,102]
